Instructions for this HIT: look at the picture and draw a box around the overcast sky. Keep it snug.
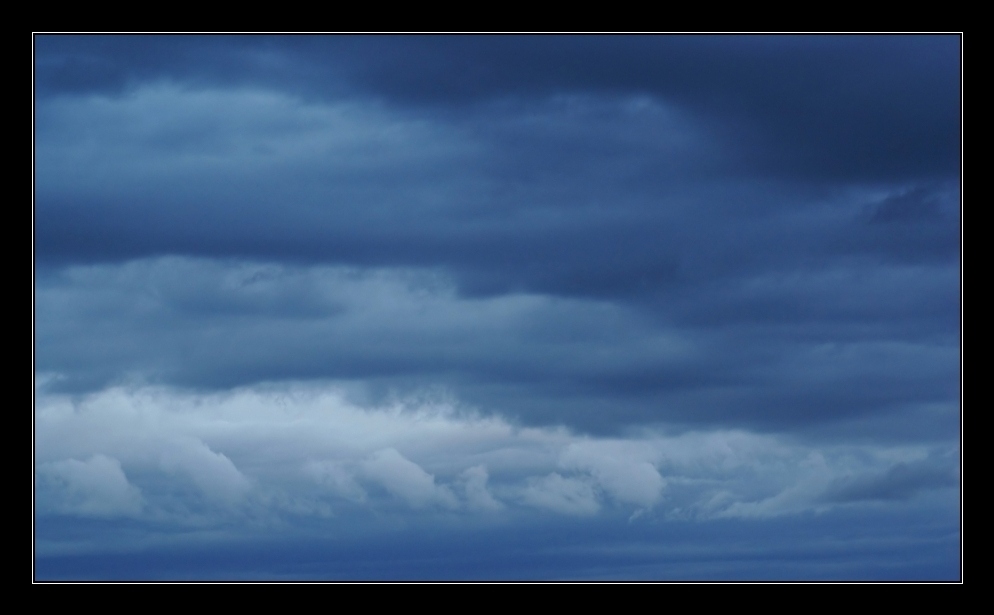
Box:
[33,34,961,581]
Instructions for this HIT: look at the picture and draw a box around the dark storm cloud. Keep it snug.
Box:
[36,35,960,182]
[33,35,961,581]
[33,34,960,435]
[340,35,960,180]
[34,36,961,289]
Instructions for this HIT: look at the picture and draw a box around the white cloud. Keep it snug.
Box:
[34,381,953,525]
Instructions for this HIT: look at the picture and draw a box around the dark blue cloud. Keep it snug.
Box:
[33,35,961,581]
[825,455,958,503]
[35,35,960,182]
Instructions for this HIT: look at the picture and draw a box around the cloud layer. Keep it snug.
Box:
[35,382,957,526]
[34,35,960,580]
[36,256,959,439]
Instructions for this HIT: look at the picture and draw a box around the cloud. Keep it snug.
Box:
[459,465,502,511]
[304,460,367,502]
[823,456,958,503]
[158,438,252,504]
[361,448,458,509]
[35,256,958,437]
[711,452,837,518]
[560,441,665,508]
[33,381,956,525]
[35,36,959,183]
[38,454,143,517]
[32,35,960,579]
[520,473,600,516]
[32,42,959,439]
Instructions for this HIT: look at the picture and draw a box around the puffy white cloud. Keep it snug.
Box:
[33,380,955,526]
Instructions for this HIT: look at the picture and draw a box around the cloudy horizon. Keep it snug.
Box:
[33,34,961,581]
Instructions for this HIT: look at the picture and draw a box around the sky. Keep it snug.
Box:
[33,34,961,581]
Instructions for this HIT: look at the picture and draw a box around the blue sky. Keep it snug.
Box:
[33,34,961,581]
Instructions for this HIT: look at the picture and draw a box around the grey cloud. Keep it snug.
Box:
[37,455,144,518]
[361,448,459,510]
[34,257,957,435]
[520,473,601,515]
[35,35,959,183]
[33,34,960,581]
[36,382,955,523]
[824,457,958,503]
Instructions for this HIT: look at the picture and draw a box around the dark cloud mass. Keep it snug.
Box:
[33,35,961,581]
[35,35,960,181]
